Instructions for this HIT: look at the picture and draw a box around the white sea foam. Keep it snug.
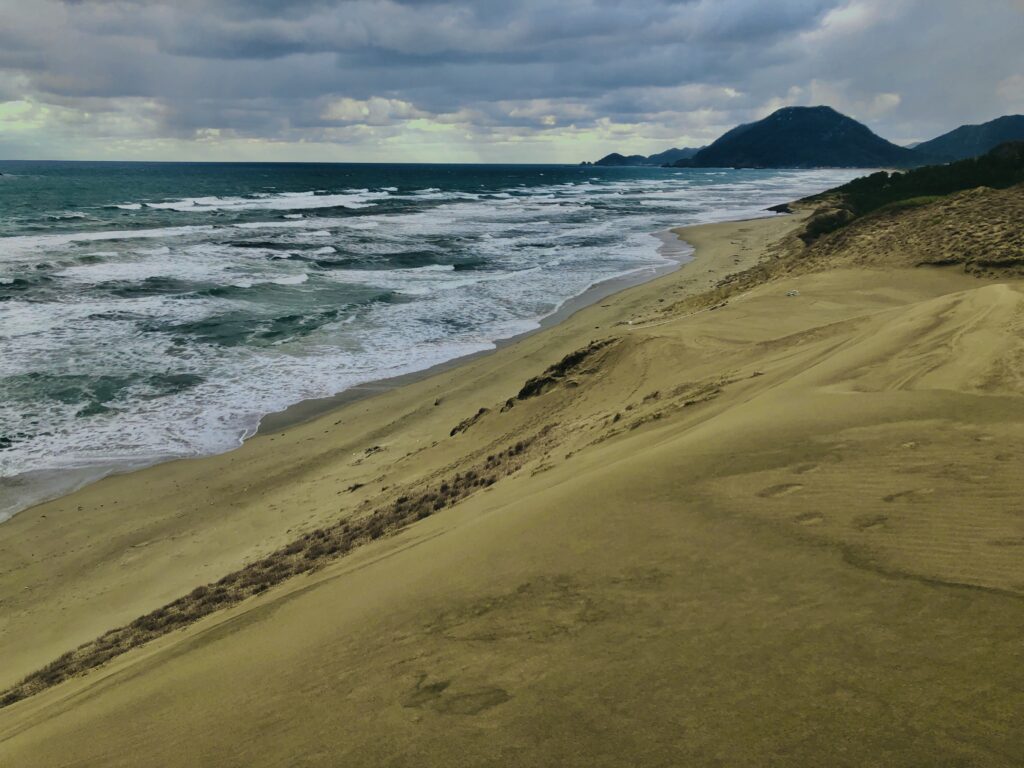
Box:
[0,225,215,259]
[231,273,309,289]
[143,190,390,213]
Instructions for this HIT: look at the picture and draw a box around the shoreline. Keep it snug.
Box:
[0,211,790,692]
[2,226,697,521]
[258,229,694,434]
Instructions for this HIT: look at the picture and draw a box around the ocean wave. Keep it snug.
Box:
[46,212,90,221]
[230,273,309,289]
[0,225,215,258]
[142,190,390,213]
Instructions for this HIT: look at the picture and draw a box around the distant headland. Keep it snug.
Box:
[586,106,1024,169]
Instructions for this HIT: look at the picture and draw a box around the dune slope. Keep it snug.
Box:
[2,192,1024,766]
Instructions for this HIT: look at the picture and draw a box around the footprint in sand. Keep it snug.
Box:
[794,512,824,525]
[403,675,510,715]
[882,488,934,503]
[403,677,450,708]
[434,687,511,715]
[757,483,804,498]
[792,463,820,475]
[988,537,1024,547]
[853,514,888,531]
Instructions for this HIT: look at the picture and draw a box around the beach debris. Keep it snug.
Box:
[786,289,800,297]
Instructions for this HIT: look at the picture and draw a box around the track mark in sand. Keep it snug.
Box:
[794,512,824,525]
[426,569,665,646]
[403,675,511,715]
[756,483,804,498]
[988,537,1024,547]
[404,676,450,708]
[435,687,512,715]
[883,488,934,503]
[427,575,608,643]
[853,514,888,531]
[792,463,820,475]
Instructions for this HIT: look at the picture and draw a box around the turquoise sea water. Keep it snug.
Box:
[0,161,862,517]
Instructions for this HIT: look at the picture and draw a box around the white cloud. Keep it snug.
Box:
[322,97,426,125]
[0,0,1020,161]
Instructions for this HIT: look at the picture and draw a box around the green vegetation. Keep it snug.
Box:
[874,195,945,212]
[831,141,1024,217]
[798,141,1024,243]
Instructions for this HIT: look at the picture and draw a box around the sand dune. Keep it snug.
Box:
[806,183,1024,275]
[2,190,1024,766]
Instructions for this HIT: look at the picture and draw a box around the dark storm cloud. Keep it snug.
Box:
[1,0,1022,159]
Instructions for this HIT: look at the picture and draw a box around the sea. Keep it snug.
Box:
[0,161,862,519]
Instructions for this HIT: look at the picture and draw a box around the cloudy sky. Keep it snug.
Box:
[1,0,1022,162]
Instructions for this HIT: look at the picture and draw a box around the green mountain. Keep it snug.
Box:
[592,152,649,167]
[828,140,1024,215]
[913,115,1024,161]
[588,147,701,167]
[674,106,923,169]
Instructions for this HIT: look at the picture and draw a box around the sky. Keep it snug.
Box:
[0,0,1022,163]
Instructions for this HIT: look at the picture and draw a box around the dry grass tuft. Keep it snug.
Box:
[516,339,618,400]
[0,434,538,709]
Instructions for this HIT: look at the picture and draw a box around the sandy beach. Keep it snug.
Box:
[2,188,1024,766]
